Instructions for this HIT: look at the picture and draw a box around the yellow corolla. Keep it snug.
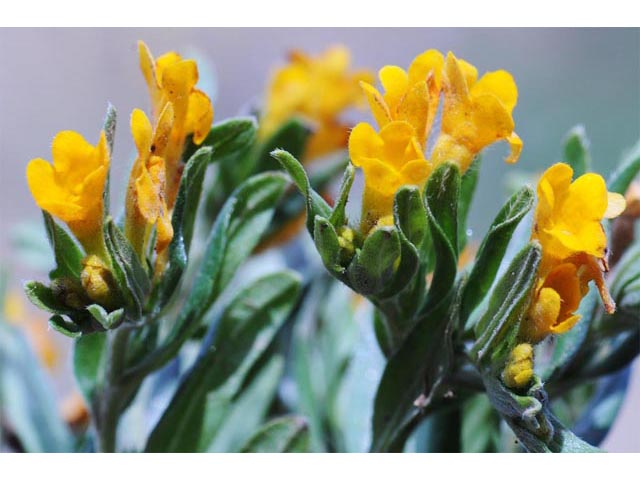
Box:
[260,46,372,161]
[349,121,431,230]
[360,49,444,148]
[430,52,522,172]
[523,163,626,343]
[138,41,214,208]
[26,130,109,256]
[124,106,175,261]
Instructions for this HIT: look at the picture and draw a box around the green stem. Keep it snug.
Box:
[96,326,132,453]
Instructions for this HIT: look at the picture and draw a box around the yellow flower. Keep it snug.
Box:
[138,41,214,209]
[349,121,431,230]
[260,46,372,161]
[430,52,522,172]
[360,49,444,147]
[524,163,626,343]
[124,106,175,261]
[26,130,109,257]
[350,50,522,234]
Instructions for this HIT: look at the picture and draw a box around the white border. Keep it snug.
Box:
[1,0,639,27]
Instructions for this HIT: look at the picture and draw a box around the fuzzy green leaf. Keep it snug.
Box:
[206,355,284,452]
[103,218,150,316]
[73,331,107,408]
[461,187,534,322]
[145,272,301,452]
[423,162,460,310]
[42,212,84,280]
[472,242,541,368]
[314,216,344,276]
[240,416,310,453]
[607,138,640,194]
[563,125,591,177]
[329,163,355,228]
[347,227,401,296]
[271,148,332,235]
[458,156,481,252]
[0,322,73,452]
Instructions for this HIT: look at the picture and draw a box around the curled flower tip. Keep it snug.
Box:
[26,130,110,258]
[502,343,534,390]
[430,51,521,172]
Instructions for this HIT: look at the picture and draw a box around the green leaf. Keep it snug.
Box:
[24,280,72,315]
[347,227,401,296]
[458,156,481,252]
[102,103,116,214]
[394,186,428,252]
[329,163,355,228]
[103,218,150,316]
[607,138,640,194]
[184,172,289,319]
[48,314,82,338]
[371,296,456,452]
[240,416,310,453]
[125,173,289,378]
[145,272,301,452]
[189,117,258,198]
[472,242,541,368]
[461,394,501,452]
[423,162,460,310]
[0,322,73,452]
[563,125,591,177]
[271,148,332,235]
[314,216,344,276]
[186,116,257,165]
[151,146,212,310]
[256,117,311,173]
[42,212,84,280]
[461,187,534,323]
[206,355,284,452]
[73,331,108,408]
[87,304,124,330]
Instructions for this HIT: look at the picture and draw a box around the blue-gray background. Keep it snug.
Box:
[0,28,638,451]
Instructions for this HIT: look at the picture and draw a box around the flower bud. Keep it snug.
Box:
[80,255,117,308]
[50,277,88,310]
[502,343,534,390]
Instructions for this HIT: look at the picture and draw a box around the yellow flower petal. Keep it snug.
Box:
[360,81,391,129]
[131,108,153,156]
[471,70,518,113]
[379,65,409,115]
[605,192,627,219]
[185,89,214,144]
[349,122,383,167]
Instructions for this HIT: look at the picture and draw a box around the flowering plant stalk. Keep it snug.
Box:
[1,42,639,453]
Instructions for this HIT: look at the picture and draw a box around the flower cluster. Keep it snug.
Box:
[350,50,522,231]
[26,41,214,307]
[523,163,626,343]
[260,46,372,161]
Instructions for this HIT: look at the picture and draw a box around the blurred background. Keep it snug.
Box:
[0,28,638,451]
